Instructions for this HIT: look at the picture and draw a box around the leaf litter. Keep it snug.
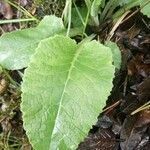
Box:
[0,1,150,150]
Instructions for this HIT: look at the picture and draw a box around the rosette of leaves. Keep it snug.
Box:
[0,14,121,149]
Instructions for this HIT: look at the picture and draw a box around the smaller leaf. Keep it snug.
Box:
[71,7,87,28]
[140,0,150,18]
[105,41,121,69]
[119,0,139,6]
[0,15,64,70]
[91,0,102,17]
[84,0,92,10]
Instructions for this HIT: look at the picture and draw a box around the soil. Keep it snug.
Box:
[0,1,150,150]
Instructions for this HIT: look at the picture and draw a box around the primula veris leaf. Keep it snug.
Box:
[91,0,102,17]
[71,5,97,27]
[105,41,121,69]
[0,15,64,70]
[90,0,102,25]
[71,7,87,28]
[140,0,150,18]
[84,0,92,10]
[21,35,115,150]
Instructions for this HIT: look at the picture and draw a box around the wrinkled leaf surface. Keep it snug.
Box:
[21,35,115,150]
[0,15,64,70]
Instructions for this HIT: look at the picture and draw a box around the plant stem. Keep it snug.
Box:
[66,0,72,36]
[0,18,36,25]
[82,8,90,38]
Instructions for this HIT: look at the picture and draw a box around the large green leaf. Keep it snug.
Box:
[21,35,115,150]
[0,15,64,70]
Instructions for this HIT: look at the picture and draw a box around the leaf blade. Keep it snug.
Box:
[0,15,64,70]
[21,35,115,149]
[91,0,102,17]
[140,0,150,18]
[105,41,121,69]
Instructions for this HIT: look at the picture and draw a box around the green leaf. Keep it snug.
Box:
[91,0,102,17]
[71,7,87,28]
[0,15,64,70]
[140,0,150,18]
[101,0,106,8]
[119,0,132,5]
[84,0,92,10]
[90,0,102,25]
[105,41,121,70]
[21,35,115,150]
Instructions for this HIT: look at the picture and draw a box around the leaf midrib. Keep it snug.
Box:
[50,46,82,147]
